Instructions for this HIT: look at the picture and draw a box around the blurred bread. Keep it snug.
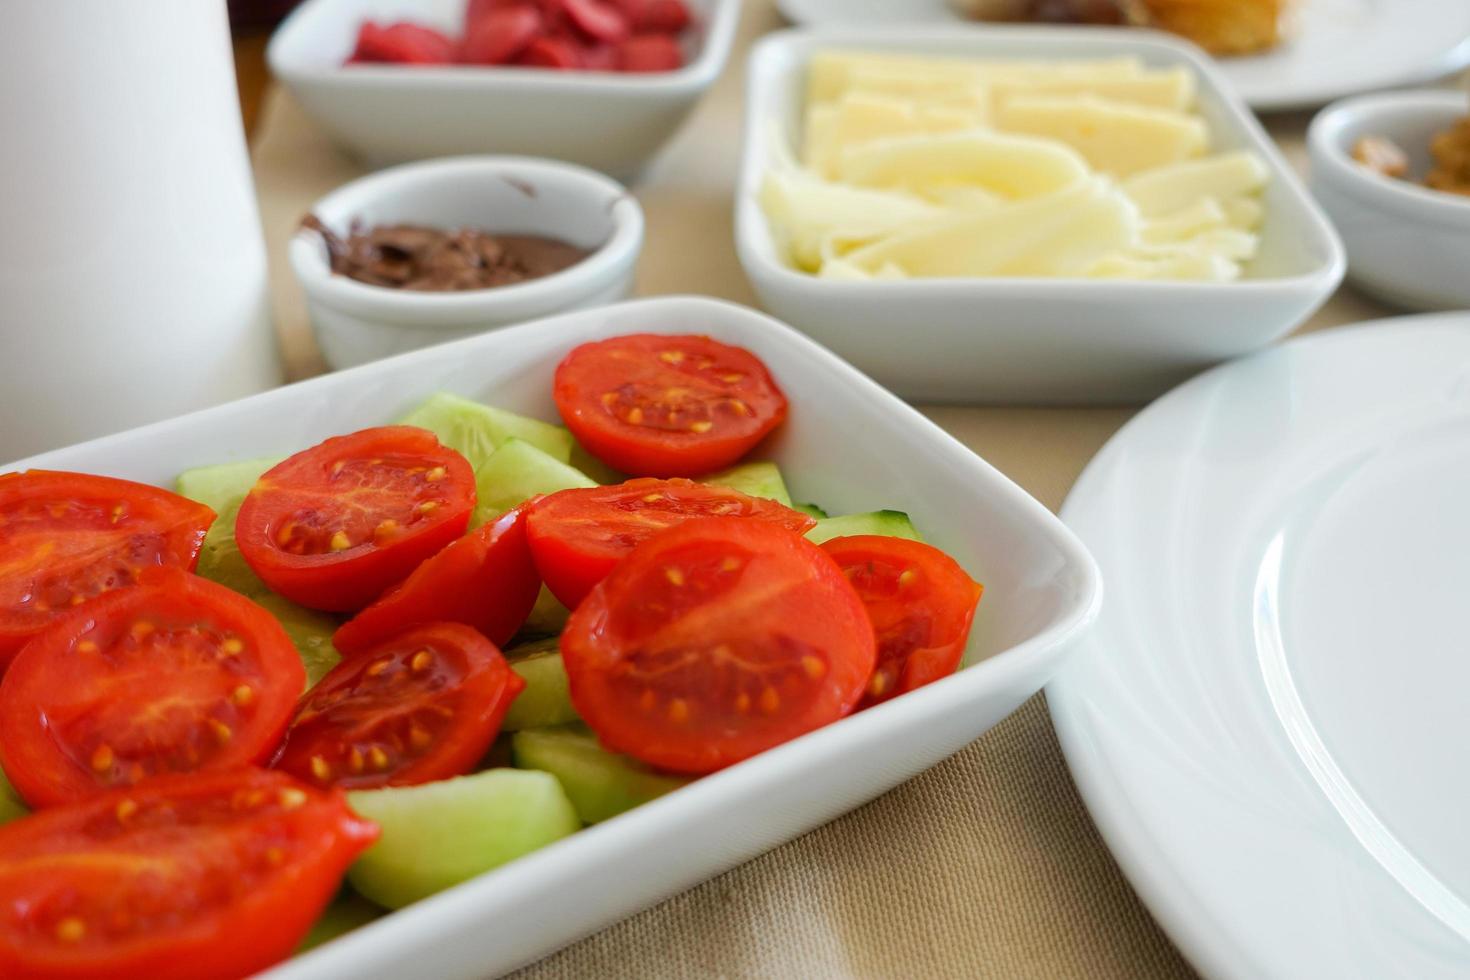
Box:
[1138,0,1287,55]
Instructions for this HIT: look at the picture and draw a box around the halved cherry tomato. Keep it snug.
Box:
[349,21,458,64]
[519,35,582,67]
[333,506,541,655]
[618,33,683,71]
[820,535,983,708]
[0,470,215,671]
[525,479,815,608]
[633,0,690,33]
[0,569,305,808]
[235,426,475,612]
[0,768,377,980]
[553,334,788,477]
[274,623,523,790]
[461,4,544,64]
[561,517,875,773]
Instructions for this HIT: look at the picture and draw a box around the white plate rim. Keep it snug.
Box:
[1047,311,1470,979]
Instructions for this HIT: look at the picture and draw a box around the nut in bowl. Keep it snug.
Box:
[267,0,740,175]
[1308,89,1470,313]
[290,156,644,370]
[735,26,1344,404]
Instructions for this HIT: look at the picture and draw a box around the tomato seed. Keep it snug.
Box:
[348,747,365,774]
[668,698,690,723]
[627,407,644,424]
[664,567,685,586]
[368,746,390,771]
[90,744,115,772]
[801,655,826,680]
[209,719,233,744]
[278,788,307,810]
[232,685,254,707]
[54,917,85,943]
[410,649,433,672]
[659,351,684,363]
[310,756,332,782]
[735,691,751,713]
[759,687,781,714]
[222,637,244,655]
[115,798,138,822]
[75,640,98,654]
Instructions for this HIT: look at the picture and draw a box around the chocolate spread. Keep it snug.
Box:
[303,215,589,291]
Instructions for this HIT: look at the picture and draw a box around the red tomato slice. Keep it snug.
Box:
[235,426,475,612]
[553,334,788,477]
[820,535,983,708]
[0,768,377,980]
[618,33,684,71]
[461,5,544,64]
[274,623,523,790]
[560,0,630,43]
[561,517,875,773]
[634,0,690,33]
[519,35,582,68]
[0,470,214,672]
[349,21,459,64]
[333,507,541,655]
[525,479,816,609]
[0,569,305,808]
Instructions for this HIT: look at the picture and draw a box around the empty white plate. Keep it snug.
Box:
[1048,313,1470,978]
[775,0,1470,110]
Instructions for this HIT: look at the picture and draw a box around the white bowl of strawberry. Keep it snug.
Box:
[268,0,741,176]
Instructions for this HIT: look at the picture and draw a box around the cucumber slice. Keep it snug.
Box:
[512,725,689,825]
[471,438,596,528]
[520,586,570,639]
[347,769,579,909]
[297,891,383,952]
[400,393,573,469]
[0,767,27,826]
[794,502,829,519]
[254,594,340,689]
[504,639,578,731]
[176,459,341,689]
[807,510,923,545]
[568,443,624,486]
[699,461,793,507]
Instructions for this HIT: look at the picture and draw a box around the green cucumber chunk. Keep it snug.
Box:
[347,769,579,909]
[807,510,923,545]
[176,457,282,596]
[699,461,793,507]
[471,438,595,528]
[504,639,578,731]
[0,767,27,826]
[512,725,689,825]
[568,443,624,486]
[175,459,340,689]
[399,392,573,469]
[520,586,570,639]
[794,502,829,519]
[297,891,384,952]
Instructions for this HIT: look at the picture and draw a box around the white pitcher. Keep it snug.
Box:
[0,0,282,461]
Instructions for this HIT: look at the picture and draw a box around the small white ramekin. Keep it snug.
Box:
[290,155,644,369]
[1308,89,1470,312]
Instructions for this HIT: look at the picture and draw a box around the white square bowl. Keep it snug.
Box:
[735,26,1347,405]
[267,0,741,177]
[6,296,1101,979]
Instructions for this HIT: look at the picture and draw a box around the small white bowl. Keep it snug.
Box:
[735,26,1346,405]
[267,0,740,177]
[291,156,644,370]
[1308,90,1470,312]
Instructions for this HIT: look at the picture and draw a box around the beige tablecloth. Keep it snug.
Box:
[250,3,1408,975]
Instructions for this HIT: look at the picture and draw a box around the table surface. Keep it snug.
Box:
[241,3,1424,976]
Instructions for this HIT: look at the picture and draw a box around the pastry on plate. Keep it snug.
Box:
[950,0,1289,55]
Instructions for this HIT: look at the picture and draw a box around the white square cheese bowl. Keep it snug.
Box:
[268,0,740,177]
[735,26,1346,405]
[6,296,1101,979]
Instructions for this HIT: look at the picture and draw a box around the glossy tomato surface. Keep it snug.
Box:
[235,426,475,611]
[525,479,815,609]
[821,535,983,709]
[553,334,788,477]
[0,470,215,671]
[275,622,523,790]
[0,768,377,980]
[333,506,540,655]
[0,569,304,808]
[561,517,875,773]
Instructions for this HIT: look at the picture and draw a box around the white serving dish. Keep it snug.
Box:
[5,296,1101,980]
[1308,90,1470,312]
[267,0,741,177]
[291,156,644,370]
[774,0,1470,112]
[735,26,1345,405]
[1049,313,1470,979]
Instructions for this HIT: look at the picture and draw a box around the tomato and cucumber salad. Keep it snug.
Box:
[0,332,983,977]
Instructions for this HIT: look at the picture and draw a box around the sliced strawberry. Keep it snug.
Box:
[617,32,682,72]
[462,5,545,64]
[635,0,690,33]
[519,35,583,68]
[348,21,458,64]
[561,0,630,43]
[578,41,621,71]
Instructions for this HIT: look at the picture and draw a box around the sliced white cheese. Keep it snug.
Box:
[842,179,1138,278]
[1222,195,1265,230]
[1121,151,1270,217]
[995,95,1207,178]
[836,130,1092,200]
[759,168,943,272]
[1140,198,1228,244]
[991,67,1196,111]
[1085,250,1241,281]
